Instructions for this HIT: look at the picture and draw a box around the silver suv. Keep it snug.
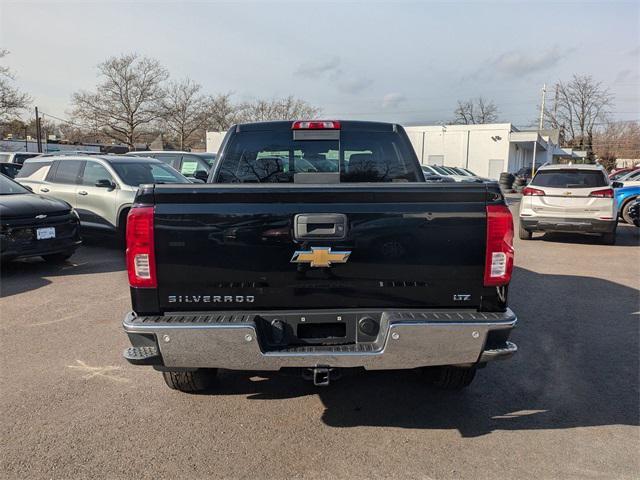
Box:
[16,155,190,234]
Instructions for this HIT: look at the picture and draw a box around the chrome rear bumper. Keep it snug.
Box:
[123,309,517,370]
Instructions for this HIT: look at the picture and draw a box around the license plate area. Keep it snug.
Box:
[254,311,380,349]
[36,227,56,240]
[297,322,346,340]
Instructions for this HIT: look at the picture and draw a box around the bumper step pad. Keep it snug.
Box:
[123,346,161,365]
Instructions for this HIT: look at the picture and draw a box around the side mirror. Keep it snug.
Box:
[612,181,623,189]
[95,179,115,189]
[193,170,208,182]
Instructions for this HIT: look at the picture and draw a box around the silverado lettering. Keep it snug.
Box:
[168,295,256,303]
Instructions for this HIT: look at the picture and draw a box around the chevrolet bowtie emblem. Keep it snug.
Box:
[290,247,351,268]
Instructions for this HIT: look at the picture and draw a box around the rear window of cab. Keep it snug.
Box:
[217,130,421,183]
[531,169,608,189]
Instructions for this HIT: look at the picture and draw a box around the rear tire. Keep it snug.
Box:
[601,229,617,245]
[42,252,73,263]
[518,222,532,240]
[162,369,217,393]
[422,365,477,390]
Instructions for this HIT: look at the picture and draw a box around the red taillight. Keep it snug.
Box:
[589,188,614,198]
[522,186,545,196]
[291,120,341,130]
[126,206,156,288]
[484,205,514,287]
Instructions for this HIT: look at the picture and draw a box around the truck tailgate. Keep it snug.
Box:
[149,183,493,312]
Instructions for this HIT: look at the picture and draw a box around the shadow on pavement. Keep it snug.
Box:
[206,266,639,437]
[0,232,125,298]
[534,223,639,247]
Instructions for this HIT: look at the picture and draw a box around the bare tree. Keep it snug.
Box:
[0,49,31,121]
[240,96,321,123]
[593,121,640,171]
[544,74,613,159]
[452,97,498,124]
[71,53,168,149]
[202,92,243,131]
[159,78,205,150]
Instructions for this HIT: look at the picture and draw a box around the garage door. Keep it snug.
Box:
[488,159,504,179]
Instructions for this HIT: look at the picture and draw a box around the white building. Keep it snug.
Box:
[206,131,227,154]
[404,123,582,179]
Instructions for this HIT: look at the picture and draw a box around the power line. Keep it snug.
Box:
[39,111,85,128]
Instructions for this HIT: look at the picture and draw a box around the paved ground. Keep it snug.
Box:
[1,204,639,480]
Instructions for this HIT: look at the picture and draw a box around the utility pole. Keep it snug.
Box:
[24,124,28,151]
[538,83,546,130]
[35,106,42,153]
[532,84,546,179]
[465,129,470,169]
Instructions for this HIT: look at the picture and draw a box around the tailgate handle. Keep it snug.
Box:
[294,213,347,240]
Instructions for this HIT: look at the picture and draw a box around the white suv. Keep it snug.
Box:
[518,164,618,244]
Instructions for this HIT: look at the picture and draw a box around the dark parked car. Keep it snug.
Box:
[0,152,42,165]
[123,151,215,180]
[0,163,21,178]
[0,174,81,262]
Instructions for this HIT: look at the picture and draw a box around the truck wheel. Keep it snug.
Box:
[601,229,617,245]
[42,252,73,263]
[518,222,532,240]
[422,366,476,390]
[621,198,637,224]
[162,369,217,393]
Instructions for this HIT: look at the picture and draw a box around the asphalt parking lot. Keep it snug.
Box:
[1,202,639,480]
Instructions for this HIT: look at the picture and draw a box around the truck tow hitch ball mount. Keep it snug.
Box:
[302,366,340,386]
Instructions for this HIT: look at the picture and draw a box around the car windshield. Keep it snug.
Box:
[110,162,189,186]
[618,169,640,181]
[531,169,608,188]
[610,170,630,180]
[0,174,30,195]
[200,154,217,167]
[430,165,450,175]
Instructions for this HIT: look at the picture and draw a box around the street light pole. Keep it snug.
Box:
[35,106,42,153]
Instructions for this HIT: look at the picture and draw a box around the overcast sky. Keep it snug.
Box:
[1,0,639,127]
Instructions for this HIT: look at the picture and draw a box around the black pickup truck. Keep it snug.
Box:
[123,120,517,392]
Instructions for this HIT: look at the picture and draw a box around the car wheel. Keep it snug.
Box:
[421,365,476,390]
[601,229,617,245]
[42,252,73,263]
[162,369,217,393]
[621,198,637,224]
[518,222,532,240]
